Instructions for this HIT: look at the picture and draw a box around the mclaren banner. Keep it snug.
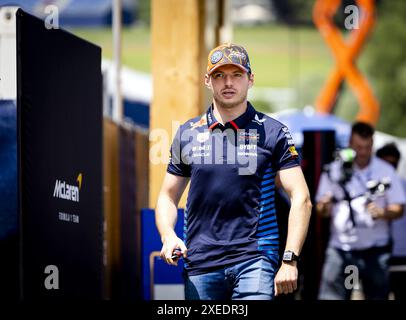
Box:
[17,9,103,298]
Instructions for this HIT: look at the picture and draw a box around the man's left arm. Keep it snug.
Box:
[367,203,404,220]
[274,166,312,296]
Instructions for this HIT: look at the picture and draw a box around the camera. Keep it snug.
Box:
[365,177,391,203]
[324,148,356,185]
[336,148,356,184]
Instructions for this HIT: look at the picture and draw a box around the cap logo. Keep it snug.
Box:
[229,51,246,63]
[210,50,223,64]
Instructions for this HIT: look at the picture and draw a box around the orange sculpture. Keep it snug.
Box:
[313,0,379,125]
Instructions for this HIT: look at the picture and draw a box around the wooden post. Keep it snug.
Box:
[149,0,231,208]
[103,119,121,298]
[149,0,205,208]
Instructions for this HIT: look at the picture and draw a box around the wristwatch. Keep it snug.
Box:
[282,250,300,262]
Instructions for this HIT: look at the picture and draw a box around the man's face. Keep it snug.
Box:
[350,133,373,168]
[205,64,254,109]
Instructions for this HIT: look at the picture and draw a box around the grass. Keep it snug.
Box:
[70,24,373,116]
[233,25,333,87]
[71,24,333,87]
[73,26,151,73]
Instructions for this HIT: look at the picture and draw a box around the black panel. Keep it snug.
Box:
[17,9,103,299]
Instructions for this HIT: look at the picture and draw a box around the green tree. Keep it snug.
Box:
[137,0,151,26]
[366,0,406,137]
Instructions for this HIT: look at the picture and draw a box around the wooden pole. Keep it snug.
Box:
[112,0,123,122]
[149,0,206,208]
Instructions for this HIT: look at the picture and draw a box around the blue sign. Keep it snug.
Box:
[141,208,185,300]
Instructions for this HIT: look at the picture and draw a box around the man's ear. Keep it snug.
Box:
[205,74,211,89]
[248,73,254,89]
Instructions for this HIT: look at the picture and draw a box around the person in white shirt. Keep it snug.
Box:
[376,142,406,300]
[316,122,406,300]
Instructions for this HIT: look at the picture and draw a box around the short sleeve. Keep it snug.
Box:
[386,171,406,205]
[272,125,300,171]
[167,127,192,177]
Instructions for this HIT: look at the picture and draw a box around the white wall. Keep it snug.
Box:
[374,131,406,179]
[0,6,17,100]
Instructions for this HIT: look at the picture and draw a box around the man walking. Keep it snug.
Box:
[156,43,312,300]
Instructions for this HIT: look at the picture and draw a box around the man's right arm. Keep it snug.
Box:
[156,172,189,266]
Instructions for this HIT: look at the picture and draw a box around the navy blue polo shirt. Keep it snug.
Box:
[167,102,300,275]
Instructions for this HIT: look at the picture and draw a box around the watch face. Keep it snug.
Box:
[283,252,293,261]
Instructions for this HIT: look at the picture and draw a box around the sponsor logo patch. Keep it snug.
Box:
[289,146,299,158]
[210,50,223,64]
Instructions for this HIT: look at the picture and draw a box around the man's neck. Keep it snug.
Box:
[355,158,372,170]
[212,101,248,124]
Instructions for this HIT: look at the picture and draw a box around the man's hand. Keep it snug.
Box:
[274,262,298,296]
[156,173,190,266]
[316,192,333,217]
[367,202,386,220]
[160,233,188,266]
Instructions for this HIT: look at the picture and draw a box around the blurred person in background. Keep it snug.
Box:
[376,142,406,300]
[316,122,405,300]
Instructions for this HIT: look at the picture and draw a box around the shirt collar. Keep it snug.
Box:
[206,102,256,130]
